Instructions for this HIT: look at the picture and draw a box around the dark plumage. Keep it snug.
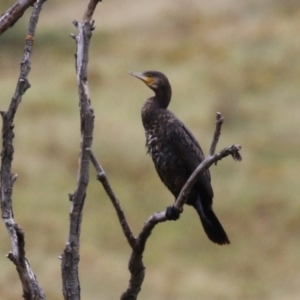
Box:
[129,70,229,245]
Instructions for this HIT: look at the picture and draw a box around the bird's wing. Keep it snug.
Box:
[167,119,214,199]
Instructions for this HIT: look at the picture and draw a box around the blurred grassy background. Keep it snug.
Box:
[1,0,300,299]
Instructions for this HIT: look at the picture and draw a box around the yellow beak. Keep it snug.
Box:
[128,71,154,85]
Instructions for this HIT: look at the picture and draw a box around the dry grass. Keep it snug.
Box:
[0,0,300,299]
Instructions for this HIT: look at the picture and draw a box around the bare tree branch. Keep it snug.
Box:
[60,2,101,300]
[0,0,46,299]
[89,148,147,300]
[83,0,102,23]
[173,144,241,212]
[209,111,224,156]
[0,0,38,36]
[89,111,242,300]
[121,124,242,299]
[89,149,136,248]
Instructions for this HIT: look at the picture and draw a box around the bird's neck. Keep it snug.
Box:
[142,86,172,129]
[154,86,172,109]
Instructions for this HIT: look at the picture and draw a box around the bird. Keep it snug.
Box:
[129,70,229,245]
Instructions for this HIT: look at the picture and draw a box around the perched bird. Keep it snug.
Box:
[129,70,229,245]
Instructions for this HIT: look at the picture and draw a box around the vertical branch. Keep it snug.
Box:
[0,1,46,299]
[60,2,101,300]
[209,112,224,156]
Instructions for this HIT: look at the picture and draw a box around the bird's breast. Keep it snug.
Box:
[145,128,189,197]
[145,129,159,156]
[145,127,177,168]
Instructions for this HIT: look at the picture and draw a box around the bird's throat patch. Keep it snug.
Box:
[144,77,154,85]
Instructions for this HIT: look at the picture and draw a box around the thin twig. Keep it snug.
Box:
[60,1,101,300]
[0,0,37,36]
[0,1,46,299]
[89,149,137,248]
[209,112,224,156]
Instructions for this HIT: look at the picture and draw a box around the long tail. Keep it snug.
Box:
[193,196,230,245]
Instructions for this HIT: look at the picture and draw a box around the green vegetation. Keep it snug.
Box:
[1,0,300,299]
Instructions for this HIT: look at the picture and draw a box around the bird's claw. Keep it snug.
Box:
[166,206,181,220]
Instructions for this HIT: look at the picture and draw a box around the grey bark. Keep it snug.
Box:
[0,0,38,36]
[60,2,101,300]
[0,1,47,299]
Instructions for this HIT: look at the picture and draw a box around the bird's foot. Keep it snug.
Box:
[166,206,181,221]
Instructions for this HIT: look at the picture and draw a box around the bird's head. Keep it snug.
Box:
[129,70,172,108]
[129,70,170,93]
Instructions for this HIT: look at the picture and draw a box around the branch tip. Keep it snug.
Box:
[209,112,224,156]
[216,112,224,124]
[7,252,15,262]
[11,174,18,183]
[230,145,242,161]
[90,20,96,31]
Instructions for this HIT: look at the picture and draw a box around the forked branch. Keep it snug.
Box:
[90,112,242,300]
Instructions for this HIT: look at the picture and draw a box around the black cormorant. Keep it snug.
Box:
[129,70,229,245]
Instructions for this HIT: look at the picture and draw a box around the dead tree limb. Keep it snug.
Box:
[89,112,242,300]
[121,112,242,300]
[0,1,46,299]
[84,0,102,22]
[209,111,224,156]
[60,2,101,300]
[89,150,136,249]
[0,0,38,36]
